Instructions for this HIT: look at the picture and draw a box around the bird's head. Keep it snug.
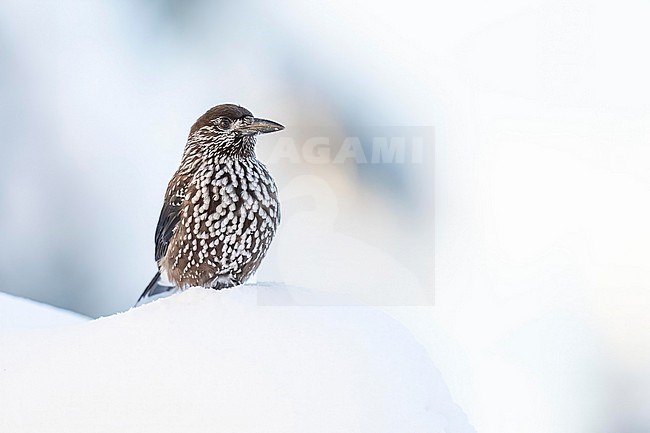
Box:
[187,104,284,159]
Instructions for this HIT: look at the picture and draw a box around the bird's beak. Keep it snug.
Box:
[237,118,285,136]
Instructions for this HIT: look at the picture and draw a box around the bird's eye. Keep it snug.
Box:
[215,117,233,131]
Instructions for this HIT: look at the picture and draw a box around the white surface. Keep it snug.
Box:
[0,291,89,330]
[0,286,474,433]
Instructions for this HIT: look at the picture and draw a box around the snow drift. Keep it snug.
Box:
[0,285,474,433]
[0,291,88,330]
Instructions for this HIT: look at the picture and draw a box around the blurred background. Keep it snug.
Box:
[1,0,650,432]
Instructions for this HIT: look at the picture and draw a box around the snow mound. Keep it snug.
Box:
[0,286,474,433]
[0,291,89,330]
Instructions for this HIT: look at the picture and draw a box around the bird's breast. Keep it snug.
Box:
[162,158,280,287]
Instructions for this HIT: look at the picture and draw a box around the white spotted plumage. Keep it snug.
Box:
[137,104,283,305]
[159,117,280,289]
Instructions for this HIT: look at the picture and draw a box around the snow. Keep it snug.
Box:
[0,285,474,433]
[0,291,89,330]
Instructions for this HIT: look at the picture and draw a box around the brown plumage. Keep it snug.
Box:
[136,104,284,305]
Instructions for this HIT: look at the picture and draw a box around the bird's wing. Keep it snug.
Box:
[154,176,187,263]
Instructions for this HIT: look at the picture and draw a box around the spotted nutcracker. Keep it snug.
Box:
[136,104,284,305]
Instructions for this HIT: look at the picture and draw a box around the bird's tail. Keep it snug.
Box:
[135,271,178,307]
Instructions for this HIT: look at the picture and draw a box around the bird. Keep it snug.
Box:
[136,104,284,306]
